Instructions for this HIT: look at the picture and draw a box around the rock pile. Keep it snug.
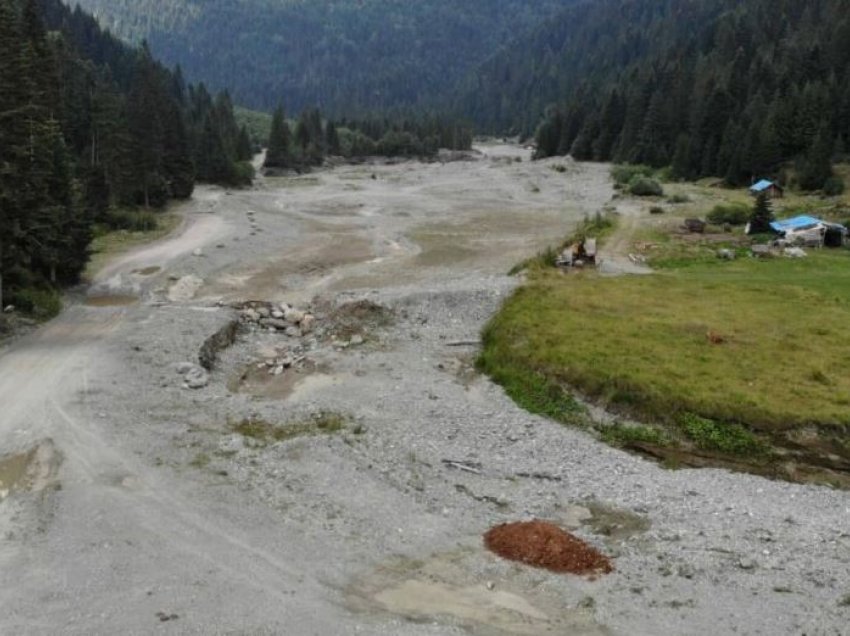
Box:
[255,349,309,376]
[237,301,317,338]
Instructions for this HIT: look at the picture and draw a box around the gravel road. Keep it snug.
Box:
[0,143,848,635]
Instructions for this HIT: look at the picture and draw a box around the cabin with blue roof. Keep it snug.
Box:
[749,179,784,199]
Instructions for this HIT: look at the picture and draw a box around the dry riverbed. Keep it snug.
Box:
[0,144,848,635]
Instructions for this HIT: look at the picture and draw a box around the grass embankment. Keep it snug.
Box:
[481,222,850,484]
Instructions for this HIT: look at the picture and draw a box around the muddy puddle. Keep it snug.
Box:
[348,548,609,635]
[85,294,139,307]
[0,441,61,501]
[228,360,335,400]
[132,266,161,276]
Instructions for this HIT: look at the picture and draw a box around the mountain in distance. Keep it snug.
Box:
[68,0,569,116]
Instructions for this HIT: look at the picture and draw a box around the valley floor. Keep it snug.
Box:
[0,144,848,635]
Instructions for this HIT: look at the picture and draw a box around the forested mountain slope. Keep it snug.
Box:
[68,0,568,115]
[459,0,850,187]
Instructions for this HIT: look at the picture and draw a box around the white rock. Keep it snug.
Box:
[284,308,305,325]
[350,334,365,346]
[300,314,316,334]
[271,310,284,319]
[242,309,260,322]
[3,305,14,313]
[285,326,300,338]
[175,362,196,375]
[183,366,209,389]
[192,248,203,257]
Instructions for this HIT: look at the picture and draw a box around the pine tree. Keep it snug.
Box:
[265,105,292,168]
[325,121,340,156]
[748,193,775,234]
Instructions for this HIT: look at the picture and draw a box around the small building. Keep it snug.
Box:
[750,179,784,199]
[770,215,847,248]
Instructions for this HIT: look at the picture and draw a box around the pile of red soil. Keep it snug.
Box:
[484,520,614,575]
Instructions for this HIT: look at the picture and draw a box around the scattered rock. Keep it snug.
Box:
[285,308,305,325]
[183,366,209,390]
[717,249,735,260]
[175,362,196,375]
[192,248,203,257]
[300,314,316,334]
[738,557,757,571]
[751,244,772,258]
[784,247,807,258]
[350,334,365,346]
[3,305,14,313]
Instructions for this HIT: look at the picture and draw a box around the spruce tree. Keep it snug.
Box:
[265,105,292,168]
[749,193,775,235]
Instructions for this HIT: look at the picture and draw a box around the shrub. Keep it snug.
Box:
[649,206,665,215]
[105,209,159,232]
[10,288,62,319]
[706,202,750,226]
[550,164,568,173]
[233,161,256,186]
[667,194,691,204]
[611,164,654,186]
[629,176,664,197]
[678,413,765,456]
[823,176,846,197]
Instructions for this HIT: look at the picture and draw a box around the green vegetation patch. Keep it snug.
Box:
[482,251,850,433]
[85,212,181,280]
[232,411,349,444]
[677,413,767,456]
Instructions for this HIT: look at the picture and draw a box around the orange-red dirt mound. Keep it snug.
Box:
[484,520,614,575]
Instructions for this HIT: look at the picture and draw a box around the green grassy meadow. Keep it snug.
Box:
[481,249,850,454]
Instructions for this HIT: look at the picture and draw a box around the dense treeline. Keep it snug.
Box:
[71,0,567,115]
[462,0,850,189]
[264,107,473,171]
[0,0,253,311]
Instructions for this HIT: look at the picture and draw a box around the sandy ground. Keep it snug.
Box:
[0,143,848,635]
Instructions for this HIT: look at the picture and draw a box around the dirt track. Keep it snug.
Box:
[1,144,848,635]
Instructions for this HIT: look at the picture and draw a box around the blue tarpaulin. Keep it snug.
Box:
[770,215,824,232]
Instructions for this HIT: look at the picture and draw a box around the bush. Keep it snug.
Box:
[233,161,256,186]
[649,206,665,215]
[678,413,765,456]
[10,288,62,319]
[667,194,691,204]
[706,202,750,226]
[823,176,846,197]
[629,176,664,197]
[611,164,654,186]
[105,209,159,232]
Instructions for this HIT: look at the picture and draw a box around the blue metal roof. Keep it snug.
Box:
[751,179,776,192]
[770,215,839,233]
